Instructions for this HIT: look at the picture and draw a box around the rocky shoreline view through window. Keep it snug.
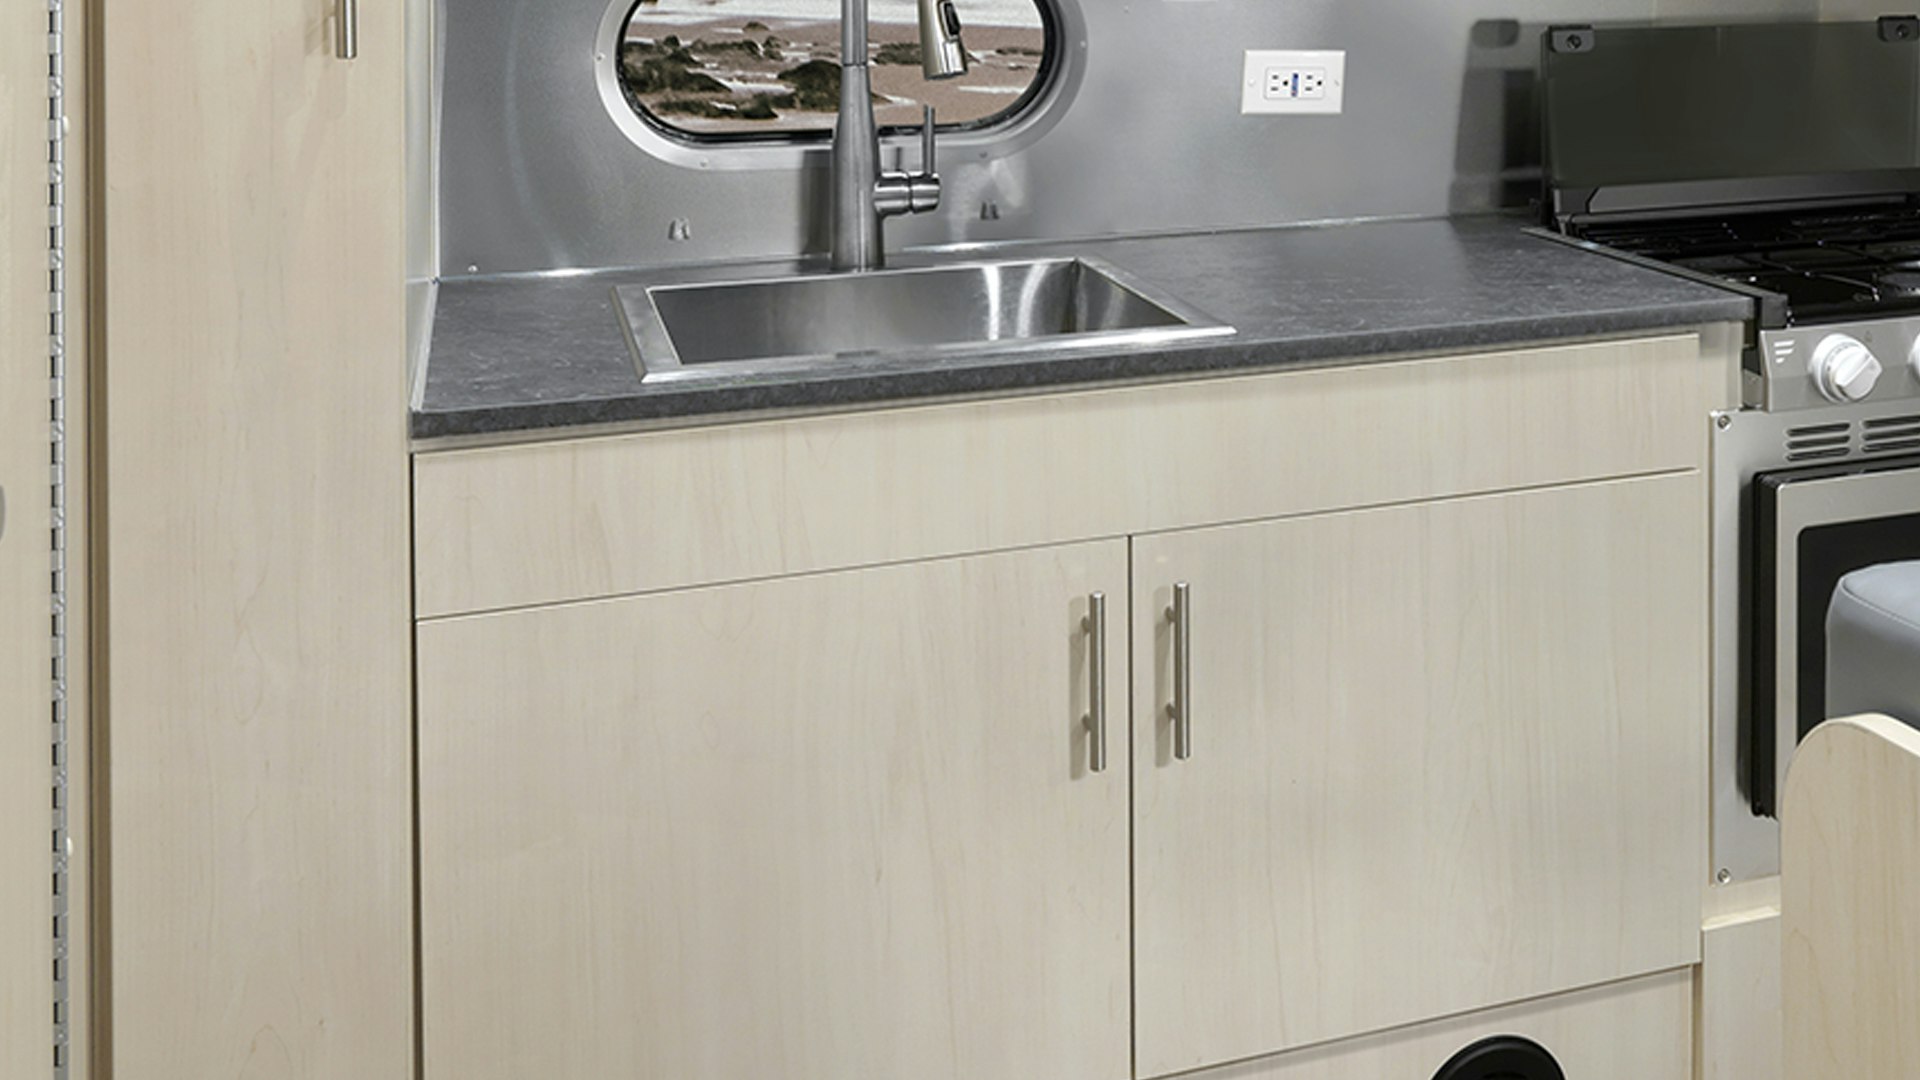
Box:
[619,0,1050,137]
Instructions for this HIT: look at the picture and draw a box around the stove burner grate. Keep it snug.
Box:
[1882,265,1920,297]
[1573,204,1920,323]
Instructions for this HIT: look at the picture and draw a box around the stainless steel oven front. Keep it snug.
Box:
[1751,459,1920,815]
[1713,391,1920,884]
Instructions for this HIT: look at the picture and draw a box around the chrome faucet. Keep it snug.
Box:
[831,0,969,271]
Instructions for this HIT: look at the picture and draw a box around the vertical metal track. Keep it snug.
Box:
[47,0,72,1074]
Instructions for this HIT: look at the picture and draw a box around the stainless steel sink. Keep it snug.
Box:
[615,256,1233,381]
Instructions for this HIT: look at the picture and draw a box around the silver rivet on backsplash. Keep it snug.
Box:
[466,264,479,274]
[668,219,693,242]
[1716,868,1733,884]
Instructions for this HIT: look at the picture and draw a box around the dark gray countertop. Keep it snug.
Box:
[414,214,1754,442]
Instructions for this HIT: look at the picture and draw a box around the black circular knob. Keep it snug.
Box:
[1431,1035,1566,1080]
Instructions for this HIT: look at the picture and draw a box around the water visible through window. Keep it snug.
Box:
[618,0,1053,139]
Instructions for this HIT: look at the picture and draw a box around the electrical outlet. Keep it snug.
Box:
[1265,67,1327,100]
[1242,50,1346,115]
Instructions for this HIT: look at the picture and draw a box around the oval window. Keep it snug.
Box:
[617,0,1056,141]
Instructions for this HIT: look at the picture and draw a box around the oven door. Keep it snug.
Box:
[1753,457,1920,815]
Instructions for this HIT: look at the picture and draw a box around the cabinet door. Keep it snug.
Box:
[99,0,412,1073]
[1132,475,1707,1077]
[420,542,1132,1080]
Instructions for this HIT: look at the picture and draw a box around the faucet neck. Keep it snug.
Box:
[842,0,866,70]
[832,0,879,271]
[831,0,944,273]
[830,63,881,272]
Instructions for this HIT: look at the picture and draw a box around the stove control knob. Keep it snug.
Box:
[1811,333,1883,403]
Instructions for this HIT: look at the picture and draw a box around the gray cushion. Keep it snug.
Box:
[1828,561,1920,725]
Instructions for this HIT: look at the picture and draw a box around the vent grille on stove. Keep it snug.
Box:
[1864,414,1920,456]
[1783,417,1920,461]
[1786,422,1852,461]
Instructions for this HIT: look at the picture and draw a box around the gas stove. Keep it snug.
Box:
[1540,16,1920,883]
[1541,17,1920,416]
[1568,205,1920,414]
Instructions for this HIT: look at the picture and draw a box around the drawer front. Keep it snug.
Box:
[416,334,1719,617]
[1167,969,1693,1080]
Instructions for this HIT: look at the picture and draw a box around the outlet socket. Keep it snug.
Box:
[1242,50,1346,115]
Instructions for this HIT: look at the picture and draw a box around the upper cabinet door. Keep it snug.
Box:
[418,542,1132,1080]
[1131,475,1708,1078]
[99,0,412,1075]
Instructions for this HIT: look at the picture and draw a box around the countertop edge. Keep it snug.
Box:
[409,299,1753,444]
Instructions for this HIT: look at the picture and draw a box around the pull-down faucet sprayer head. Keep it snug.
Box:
[918,0,969,80]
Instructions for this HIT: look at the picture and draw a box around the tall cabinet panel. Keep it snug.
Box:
[99,1,413,1075]
[2,2,53,1075]
[1131,475,1708,1077]
[418,542,1132,1080]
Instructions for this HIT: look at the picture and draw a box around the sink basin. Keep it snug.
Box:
[616,256,1233,380]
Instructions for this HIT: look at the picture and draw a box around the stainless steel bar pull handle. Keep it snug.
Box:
[1082,592,1108,773]
[1168,582,1192,760]
[336,0,358,60]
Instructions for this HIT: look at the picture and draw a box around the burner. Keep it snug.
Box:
[1767,247,1865,269]
[1674,254,1768,274]
[1739,271,1876,310]
[1570,205,1920,322]
[1880,266,1920,296]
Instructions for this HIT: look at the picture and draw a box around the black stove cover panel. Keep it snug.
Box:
[1543,21,1920,202]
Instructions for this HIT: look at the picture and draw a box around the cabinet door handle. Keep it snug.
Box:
[336,0,358,60]
[1168,582,1192,760]
[1082,592,1108,773]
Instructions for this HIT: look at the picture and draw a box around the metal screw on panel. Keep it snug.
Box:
[668,219,693,242]
[1716,868,1733,885]
[466,264,479,274]
[1715,414,1733,431]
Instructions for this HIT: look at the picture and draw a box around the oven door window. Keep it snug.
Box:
[1752,458,1920,815]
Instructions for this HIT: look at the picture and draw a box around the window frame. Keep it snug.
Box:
[593,0,1086,173]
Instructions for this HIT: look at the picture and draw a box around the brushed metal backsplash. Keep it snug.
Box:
[437,0,1862,277]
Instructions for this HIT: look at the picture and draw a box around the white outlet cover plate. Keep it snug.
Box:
[1242,49,1346,115]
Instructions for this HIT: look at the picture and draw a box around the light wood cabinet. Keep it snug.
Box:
[414,329,1730,1078]
[418,542,1133,1080]
[97,0,413,1075]
[1701,905,1783,1080]
[414,334,1715,618]
[1130,475,1707,1076]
